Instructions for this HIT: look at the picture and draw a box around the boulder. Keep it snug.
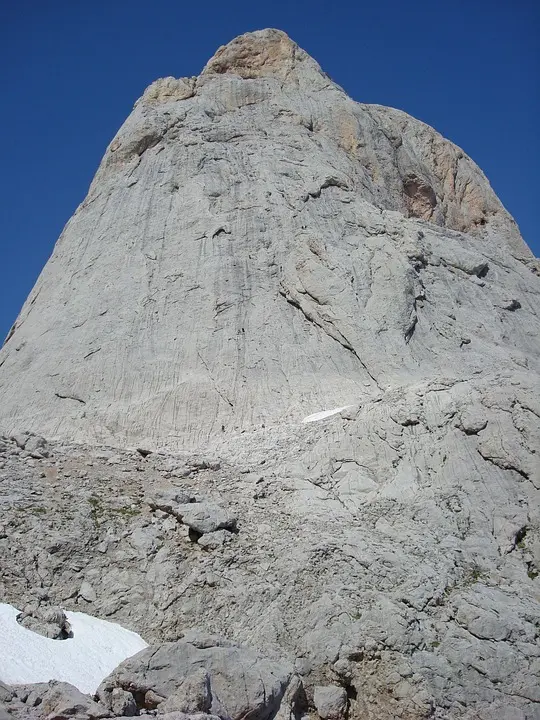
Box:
[99,632,296,720]
[110,688,137,717]
[39,681,109,718]
[312,686,347,720]
[147,488,195,513]
[11,433,30,450]
[24,435,48,458]
[17,606,72,639]
[197,530,231,550]
[14,683,50,705]
[148,494,237,537]
[174,503,237,536]
[79,581,97,603]
[0,683,13,704]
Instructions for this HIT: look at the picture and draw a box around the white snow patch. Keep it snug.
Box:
[302,406,352,423]
[0,603,147,694]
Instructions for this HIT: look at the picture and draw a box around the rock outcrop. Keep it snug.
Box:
[0,29,536,450]
[16,605,72,640]
[98,631,296,719]
[1,29,539,720]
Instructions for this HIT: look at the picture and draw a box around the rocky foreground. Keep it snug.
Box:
[0,29,539,720]
[1,383,539,719]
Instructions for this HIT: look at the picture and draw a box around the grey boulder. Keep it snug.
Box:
[146,488,195,513]
[147,492,237,536]
[39,681,109,718]
[17,605,71,640]
[110,688,137,717]
[174,503,237,536]
[98,631,296,720]
[312,686,348,720]
[0,683,13,704]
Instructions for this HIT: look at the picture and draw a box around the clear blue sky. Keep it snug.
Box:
[1,0,538,340]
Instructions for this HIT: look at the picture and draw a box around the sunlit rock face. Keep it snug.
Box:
[0,29,539,720]
[0,29,536,450]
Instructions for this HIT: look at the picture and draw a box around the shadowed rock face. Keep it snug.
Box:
[0,29,539,720]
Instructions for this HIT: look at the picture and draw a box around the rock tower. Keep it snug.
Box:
[1,30,539,720]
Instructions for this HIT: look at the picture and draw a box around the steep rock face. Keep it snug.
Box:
[1,29,540,720]
[0,29,537,449]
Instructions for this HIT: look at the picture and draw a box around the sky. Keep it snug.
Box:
[0,0,538,340]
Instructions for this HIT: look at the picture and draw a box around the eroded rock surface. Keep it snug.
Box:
[0,30,536,450]
[0,28,539,720]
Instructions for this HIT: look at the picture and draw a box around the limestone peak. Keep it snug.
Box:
[0,27,539,720]
[202,28,322,81]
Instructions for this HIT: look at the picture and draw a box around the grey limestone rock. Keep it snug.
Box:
[0,27,539,720]
[79,580,98,603]
[14,683,51,706]
[147,488,195,513]
[146,491,237,536]
[24,436,48,458]
[98,633,295,720]
[173,503,237,536]
[0,30,535,451]
[0,684,13,704]
[197,530,232,550]
[17,605,72,640]
[110,688,137,717]
[312,686,348,720]
[38,681,109,718]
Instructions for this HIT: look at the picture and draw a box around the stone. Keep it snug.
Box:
[174,503,237,535]
[197,530,231,550]
[0,27,539,720]
[455,406,488,435]
[17,605,72,640]
[144,690,165,708]
[0,683,13,704]
[99,633,295,720]
[24,435,48,457]
[312,686,348,720]
[14,683,50,705]
[11,433,30,449]
[40,681,109,718]
[158,669,212,714]
[274,675,305,720]
[111,688,137,717]
[147,488,195,513]
[79,580,97,603]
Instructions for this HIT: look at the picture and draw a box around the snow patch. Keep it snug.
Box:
[0,603,147,694]
[302,406,352,423]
